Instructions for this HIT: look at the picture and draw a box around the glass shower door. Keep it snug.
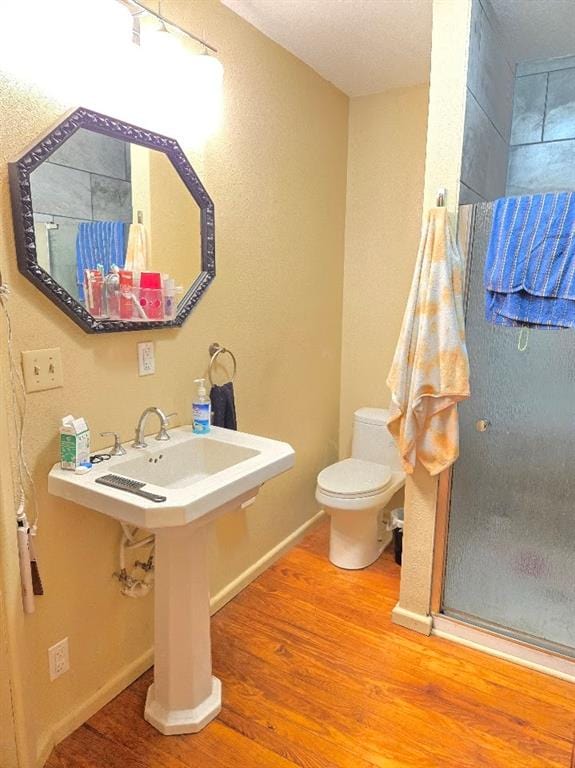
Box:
[442,203,575,657]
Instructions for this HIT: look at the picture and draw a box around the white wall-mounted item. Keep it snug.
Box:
[48,638,70,681]
[137,342,155,376]
[21,348,63,393]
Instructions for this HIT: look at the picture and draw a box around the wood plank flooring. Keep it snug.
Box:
[47,521,574,768]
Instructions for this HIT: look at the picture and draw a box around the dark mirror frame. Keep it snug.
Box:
[8,107,215,334]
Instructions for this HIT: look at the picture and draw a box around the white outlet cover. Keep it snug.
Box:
[138,341,155,376]
[48,637,70,681]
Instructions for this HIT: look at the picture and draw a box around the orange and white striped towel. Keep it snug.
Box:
[124,223,149,273]
[386,207,470,476]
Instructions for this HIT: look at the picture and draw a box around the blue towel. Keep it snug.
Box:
[485,192,575,328]
[76,221,126,300]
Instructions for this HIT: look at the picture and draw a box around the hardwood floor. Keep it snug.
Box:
[47,521,574,768]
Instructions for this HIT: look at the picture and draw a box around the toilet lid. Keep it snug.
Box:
[317,458,392,498]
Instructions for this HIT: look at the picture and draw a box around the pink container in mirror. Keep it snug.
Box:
[139,272,163,320]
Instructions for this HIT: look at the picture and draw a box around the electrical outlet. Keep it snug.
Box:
[48,637,69,681]
[21,348,63,393]
[137,341,155,376]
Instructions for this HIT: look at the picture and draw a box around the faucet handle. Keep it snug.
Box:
[155,412,177,441]
[100,431,127,456]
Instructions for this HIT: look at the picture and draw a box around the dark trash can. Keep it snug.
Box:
[389,508,404,565]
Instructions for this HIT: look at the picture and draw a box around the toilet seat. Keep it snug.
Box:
[316,465,406,568]
[317,458,392,499]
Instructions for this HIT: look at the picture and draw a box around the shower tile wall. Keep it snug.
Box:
[460,0,514,204]
[507,56,575,196]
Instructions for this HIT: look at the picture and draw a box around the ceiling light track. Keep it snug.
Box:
[122,0,218,54]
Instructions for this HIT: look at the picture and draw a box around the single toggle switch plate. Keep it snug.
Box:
[21,348,63,393]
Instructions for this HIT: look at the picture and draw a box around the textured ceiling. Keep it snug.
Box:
[489,0,575,64]
[221,0,432,97]
[222,0,575,96]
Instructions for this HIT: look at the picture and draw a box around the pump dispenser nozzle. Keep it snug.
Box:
[194,378,207,398]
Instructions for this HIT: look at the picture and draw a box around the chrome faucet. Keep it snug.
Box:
[100,431,127,456]
[133,407,177,449]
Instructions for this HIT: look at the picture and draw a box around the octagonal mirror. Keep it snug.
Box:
[9,107,215,333]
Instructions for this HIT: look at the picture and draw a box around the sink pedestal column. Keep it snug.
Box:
[144,524,221,735]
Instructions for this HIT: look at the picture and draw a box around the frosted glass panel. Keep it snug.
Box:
[443,204,575,656]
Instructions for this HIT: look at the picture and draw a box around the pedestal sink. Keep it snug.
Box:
[48,425,294,735]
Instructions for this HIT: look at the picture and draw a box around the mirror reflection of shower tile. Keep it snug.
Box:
[544,68,575,142]
[510,73,547,146]
[30,162,92,220]
[49,129,131,180]
[91,176,133,222]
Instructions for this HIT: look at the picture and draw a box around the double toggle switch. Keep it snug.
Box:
[21,348,63,392]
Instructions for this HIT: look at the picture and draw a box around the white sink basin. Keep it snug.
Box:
[48,424,294,737]
[48,425,294,529]
[118,436,259,489]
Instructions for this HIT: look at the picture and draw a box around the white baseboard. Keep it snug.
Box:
[38,646,154,766]
[39,511,325,767]
[391,603,433,635]
[36,741,53,768]
[210,511,325,613]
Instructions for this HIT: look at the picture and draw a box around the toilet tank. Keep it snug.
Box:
[351,408,402,471]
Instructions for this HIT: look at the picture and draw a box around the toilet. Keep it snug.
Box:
[316,408,405,570]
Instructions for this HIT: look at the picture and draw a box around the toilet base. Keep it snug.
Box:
[328,507,383,569]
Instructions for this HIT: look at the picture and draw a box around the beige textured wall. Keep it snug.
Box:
[130,147,201,287]
[0,0,348,763]
[147,151,202,288]
[422,0,472,217]
[339,85,429,459]
[394,0,472,630]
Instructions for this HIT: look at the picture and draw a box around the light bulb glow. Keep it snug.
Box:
[137,17,224,144]
[185,52,224,145]
[0,0,133,107]
[0,1,224,145]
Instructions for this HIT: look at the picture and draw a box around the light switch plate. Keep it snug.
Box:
[138,341,155,376]
[21,348,63,393]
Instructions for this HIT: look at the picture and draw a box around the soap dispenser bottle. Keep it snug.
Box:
[192,378,211,434]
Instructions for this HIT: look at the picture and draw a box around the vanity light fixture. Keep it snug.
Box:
[192,48,225,88]
[187,48,225,140]
[125,0,219,55]
[122,0,224,142]
[140,14,188,78]
[125,0,223,88]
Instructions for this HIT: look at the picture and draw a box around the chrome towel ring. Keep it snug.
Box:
[208,343,237,386]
